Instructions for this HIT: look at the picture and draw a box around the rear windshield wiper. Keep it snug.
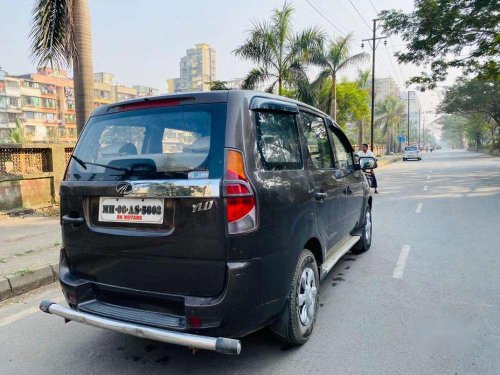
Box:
[71,155,130,172]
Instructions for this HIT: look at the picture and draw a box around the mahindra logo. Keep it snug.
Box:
[116,182,133,195]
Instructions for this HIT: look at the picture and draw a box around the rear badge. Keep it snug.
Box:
[192,201,214,213]
[188,171,209,179]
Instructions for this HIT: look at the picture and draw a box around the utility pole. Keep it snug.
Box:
[362,20,387,152]
[418,108,421,149]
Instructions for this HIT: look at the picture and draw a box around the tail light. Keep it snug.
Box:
[224,149,257,234]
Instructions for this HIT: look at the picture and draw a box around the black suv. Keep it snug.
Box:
[41,91,376,355]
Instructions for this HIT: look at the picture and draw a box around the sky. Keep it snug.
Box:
[0,0,451,118]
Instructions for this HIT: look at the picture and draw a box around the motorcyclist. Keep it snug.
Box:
[358,143,379,194]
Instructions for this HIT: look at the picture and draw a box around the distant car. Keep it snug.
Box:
[403,146,421,161]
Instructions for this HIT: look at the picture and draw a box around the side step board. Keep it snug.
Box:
[320,235,360,280]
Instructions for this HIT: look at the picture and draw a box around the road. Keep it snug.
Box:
[1,150,499,374]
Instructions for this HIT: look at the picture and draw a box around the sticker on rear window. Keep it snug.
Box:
[188,171,209,179]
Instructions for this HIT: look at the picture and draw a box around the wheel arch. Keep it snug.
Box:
[304,237,323,267]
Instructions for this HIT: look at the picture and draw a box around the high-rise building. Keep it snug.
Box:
[166,43,216,93]
[0,68,22,142]
[373,77,400,103]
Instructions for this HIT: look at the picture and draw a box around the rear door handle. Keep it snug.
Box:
[315,192,327,201]
[62,215,85,225]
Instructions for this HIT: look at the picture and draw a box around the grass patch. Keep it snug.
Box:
[53,241,62,247]
[0,257,7,263]
[14,250,35,257]
[13,267,33,277]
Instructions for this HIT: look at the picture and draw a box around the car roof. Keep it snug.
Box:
[90,90,339,129]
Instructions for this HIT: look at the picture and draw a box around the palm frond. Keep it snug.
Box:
[29,0,76,68]
[288,26,326,63]
[241,67,272,90]
[337,51,370,71]
[288,60,315,105]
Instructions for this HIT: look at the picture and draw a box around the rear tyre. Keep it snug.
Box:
[352,206,372,254]
[403,158,407,161]
[270,249,319,345]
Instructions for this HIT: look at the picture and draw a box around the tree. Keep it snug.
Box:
[335,81,370,132]
[375,95,405,153]
[440,115,467,149]
[210,81,229,91]
[380,0,500,89]
[439,78,499,148]
[233,2,324,104]
[10,117,26,144]
[30,0,94,135]
[310,33,369,120]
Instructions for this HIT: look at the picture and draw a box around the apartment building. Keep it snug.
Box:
[0,69,22,142]
[166,43,216,93]
[0,68,158,144]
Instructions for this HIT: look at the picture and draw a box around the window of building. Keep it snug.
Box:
[23,96,41,107]
[6,80,19,88]
[24,81,39,89]
[330,131,354,170]
[67,100,75,110]
[8,113,17,123]
[41,84,56,95]
[25,111,35,119]
[42,98,56,108]
[255,111,303,170]
[299,111,334,169]
[35,112,44,120]
[46,113,55,122]
[9,97,19,107]
[25,126,36,135]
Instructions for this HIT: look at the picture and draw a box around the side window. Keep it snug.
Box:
[299,112,334,169]
[330,131,354,170]
[255,111,303,170]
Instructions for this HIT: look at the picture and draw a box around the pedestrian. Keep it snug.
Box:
[358,143,379,194]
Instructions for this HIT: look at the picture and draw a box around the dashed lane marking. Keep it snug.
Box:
[416,203,423,213]
[423,186,428,191]
[427,175,431,180]
[393,245,411,279]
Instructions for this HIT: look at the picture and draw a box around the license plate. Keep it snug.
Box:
[98,197,164,224]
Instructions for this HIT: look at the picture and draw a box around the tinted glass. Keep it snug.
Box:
[67,103,226,181]
[255,111,302,170]
[331,131,354,170]
[299,112,334,169]
[405,146,417,151]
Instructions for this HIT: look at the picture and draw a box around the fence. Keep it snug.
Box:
[0,144,73,212]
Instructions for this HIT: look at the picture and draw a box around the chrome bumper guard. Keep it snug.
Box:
[39,301,241,355]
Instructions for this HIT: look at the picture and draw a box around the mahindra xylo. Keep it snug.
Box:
[40,90,376,355]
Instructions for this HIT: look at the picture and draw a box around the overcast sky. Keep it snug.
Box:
[1,0,450,116]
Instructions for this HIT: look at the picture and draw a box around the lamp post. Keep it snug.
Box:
[407,91,415,146]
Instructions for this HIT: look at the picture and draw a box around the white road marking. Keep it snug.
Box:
[427,175,431,180]
[416,203,423,213]
[0,296,64,327]
[393,245,411,279]
[429,170,433,174]
[423,186,428,191]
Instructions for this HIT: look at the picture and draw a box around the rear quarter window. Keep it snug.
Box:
[255,111,303,170]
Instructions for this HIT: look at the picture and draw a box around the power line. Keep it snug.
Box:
[367,0,378,14]
[348,0,372,31]
[304,0,347,37]
[384,45,405,86]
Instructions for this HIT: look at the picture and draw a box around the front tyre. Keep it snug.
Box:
[270,249,319,345]
[352,206,372,254]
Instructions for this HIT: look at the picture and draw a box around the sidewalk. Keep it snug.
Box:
[0,213,61,301]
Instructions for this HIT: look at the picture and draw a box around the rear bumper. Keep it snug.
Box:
[58,250,268,338]
[39,300,241,355]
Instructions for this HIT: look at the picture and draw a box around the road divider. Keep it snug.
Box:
[393,245,411,279]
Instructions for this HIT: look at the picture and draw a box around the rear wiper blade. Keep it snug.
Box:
[71,155,130,172]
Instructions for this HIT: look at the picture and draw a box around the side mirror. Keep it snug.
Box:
[359,157,377,170]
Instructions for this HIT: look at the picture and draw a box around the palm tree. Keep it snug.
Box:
[30,0,94,136]
[233,3,324,104]
[311,33,369,121]
[356,69,370,148]
[375,95,405,153]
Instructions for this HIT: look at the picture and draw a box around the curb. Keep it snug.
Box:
[0,263,58,302]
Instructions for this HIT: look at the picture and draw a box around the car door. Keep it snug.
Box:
[298,110,346,252]
[328,123,364,233]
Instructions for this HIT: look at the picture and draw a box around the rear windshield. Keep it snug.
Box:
[405,146,417,151]
[67,103,226,181]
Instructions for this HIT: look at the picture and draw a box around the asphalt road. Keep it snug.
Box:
[1,149,499,374]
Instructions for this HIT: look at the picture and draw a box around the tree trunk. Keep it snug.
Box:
[278,76,282,96]
[357,119,363,150]
[329,74,337,121]
[72,0,94,136]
